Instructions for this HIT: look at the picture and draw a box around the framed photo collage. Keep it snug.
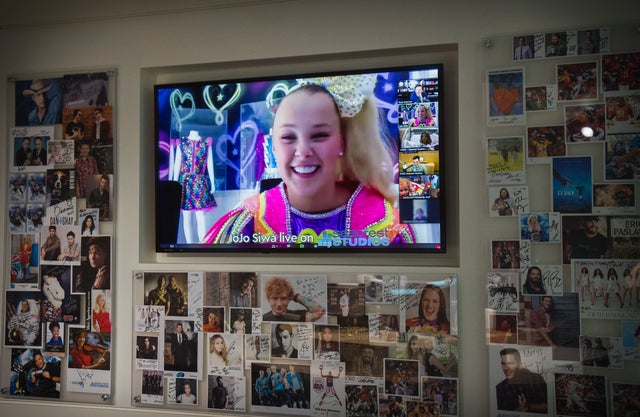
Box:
[485,27,639,417]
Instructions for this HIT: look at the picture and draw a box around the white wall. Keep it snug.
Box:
[0,1,637,416]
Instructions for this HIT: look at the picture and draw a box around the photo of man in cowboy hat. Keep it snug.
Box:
[16,78,62,126]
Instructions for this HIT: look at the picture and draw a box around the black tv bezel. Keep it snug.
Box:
[154,63,446,254]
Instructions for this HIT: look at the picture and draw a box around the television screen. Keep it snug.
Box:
[155,64,446,253]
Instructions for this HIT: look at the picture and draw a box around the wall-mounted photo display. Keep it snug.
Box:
[314,324,340,360]
[244,333,271,367]
[4,70,116,405]
[204,272,258,308]
[486,27,638,417]
[327,282,365,318]
[41,264,80,324]
[344,382,379,416]
[130,271,459,413]
[45,321,64,354]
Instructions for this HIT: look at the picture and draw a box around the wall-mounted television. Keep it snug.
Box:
[155,63,446,253]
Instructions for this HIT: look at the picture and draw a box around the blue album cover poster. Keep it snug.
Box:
[552,156,592,213]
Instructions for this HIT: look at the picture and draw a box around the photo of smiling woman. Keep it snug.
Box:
[405,283,452,335]
[202,74,415,247]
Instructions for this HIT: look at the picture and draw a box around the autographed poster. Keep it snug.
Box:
[593,183,636,215]
[486,137,526,185]
[487,271,520,313]
[398,275,458,335]
[605,133,640,181]
[519,212,561,242]
[525,85,557,111]
[250,362,311,415]
[552,157,593,214]
[9,233,39,289]
[602,52,640,92]
[489,185,529,217]
[605,94,640,134]
[565,104,606,143]
[572,259,640,320]
[141,370,163,404]
[311,360,346,416]
[621,320,640,361]
[554,373,606,417]
[526,125,565,164]
[66,326,111,394]
[10,126,55,172]
[557,62,598,101]
[489,344,552,416]
[487,68,525,126]
[259,274,328,324]
[207,374,246,411]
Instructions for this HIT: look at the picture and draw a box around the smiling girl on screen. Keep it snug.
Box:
[202,75,415,246]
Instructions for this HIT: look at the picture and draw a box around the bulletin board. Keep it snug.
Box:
[1,70,117,404]
[482,24,640,416]
[130,270,459,416]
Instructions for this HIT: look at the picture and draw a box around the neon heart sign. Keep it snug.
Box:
[203,84,242,126]
[169,89,195,134]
